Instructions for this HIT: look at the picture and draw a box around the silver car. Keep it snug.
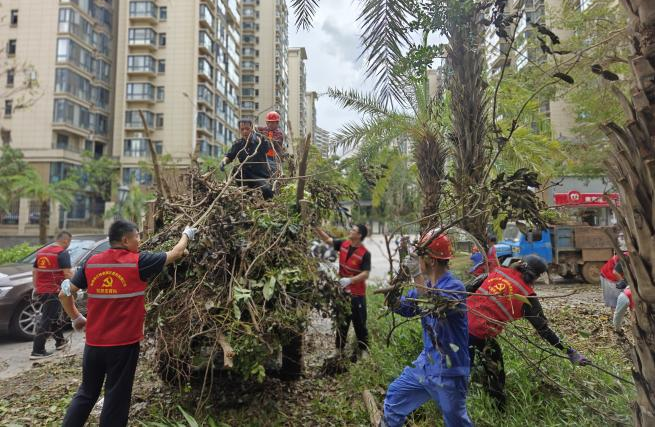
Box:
[0,236,109,340]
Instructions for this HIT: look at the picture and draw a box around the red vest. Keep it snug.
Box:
[338,241,368,296]
[625,288,634,311]
[600,255,621,282]
[34,245,66,294]
[467,267,535,338]
[84,249,147,347]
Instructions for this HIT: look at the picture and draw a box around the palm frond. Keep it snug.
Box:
[290,0,321,30]
[357,0,415,104]
[327,87,395,117]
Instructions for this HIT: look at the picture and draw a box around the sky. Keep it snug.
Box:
[287,0,373,135]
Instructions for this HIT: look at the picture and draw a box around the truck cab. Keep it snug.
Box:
[495,223,553,264]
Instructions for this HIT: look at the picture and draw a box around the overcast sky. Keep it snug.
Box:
[288,0,373,135]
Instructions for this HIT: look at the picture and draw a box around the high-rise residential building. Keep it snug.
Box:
[114,0,242,186]
[314,126,331,158]
[0,0,117,233]
[240,0,289,136]
[287,47,307,145]
[305,90,318,143]
[484,0,577,142]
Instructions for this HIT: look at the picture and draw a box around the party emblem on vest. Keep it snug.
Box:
[487,277,512,295]
[37,257,51,268]
[90,271,127,294]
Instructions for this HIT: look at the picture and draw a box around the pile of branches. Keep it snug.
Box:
[142,170,346,395]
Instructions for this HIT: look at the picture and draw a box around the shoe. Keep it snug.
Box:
[55,339,70,350]
[360,350,370,360]
[30,351,54,360]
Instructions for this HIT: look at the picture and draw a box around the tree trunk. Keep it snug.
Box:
[446,2,491,243]
[602,0,655,425]
[415,134,447,229]
[38,200,49,244]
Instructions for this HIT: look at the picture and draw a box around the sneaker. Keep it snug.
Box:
[30,351,54,360]
[55,339,70,350]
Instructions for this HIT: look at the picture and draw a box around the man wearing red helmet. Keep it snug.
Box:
[257,111,285,175]
[383,231,472,427]
[466,255,589,411]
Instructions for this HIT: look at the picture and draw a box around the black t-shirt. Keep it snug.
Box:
[33,247,71,269]
[333,239,371,272]
[71,251,167,290]
[225,133,271,180]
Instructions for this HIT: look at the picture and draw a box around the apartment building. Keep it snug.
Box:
[0,0,117,234]
[240,0,289,137]
[314,126,331,158]
[287,47,307,145]
[114,0,242,186]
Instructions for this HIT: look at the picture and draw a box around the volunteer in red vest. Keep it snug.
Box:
[31,230,73,359]
[256,110,285,175]
[315,224,371,359]
[612,261,633,333]
[58,220,198,427]
[467,255,589,410]
[600,252,627,313]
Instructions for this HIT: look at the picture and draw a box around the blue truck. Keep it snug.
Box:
[494,222,616,284]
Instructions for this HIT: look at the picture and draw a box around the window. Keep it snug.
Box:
[128,28,156,46]
[198,58,213,79]
[56,133,69,150]
[129,1,157,18]
[198,84,213,105]
[159,6,167,20]
[122,167,152,184]
[199,5,214,28]
[56,38,93,74]
[158,33,166,47]
[6,68,14,87]
[7,39,16,55]
[127,55,156,73]
[125,110,154,128]
[4,100,12,117]
[123,139,159,157]
[158,59,166,73]
[126,82,155,101]
[156,86,165,101]
[10,10,18,26]
[156,113,164,128]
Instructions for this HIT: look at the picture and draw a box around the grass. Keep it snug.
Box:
[139,291,633,427]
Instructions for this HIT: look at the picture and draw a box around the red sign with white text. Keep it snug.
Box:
[554,191,620,207]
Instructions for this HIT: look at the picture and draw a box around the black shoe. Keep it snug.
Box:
[30,351,54,360]
[55,339,70,350]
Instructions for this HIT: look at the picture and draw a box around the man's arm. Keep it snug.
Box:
[165,226,197,265]
[59,283,83,320]
[314,227,334,246]
[394,288,421,317]
[58,251,73,279]
[350,270,370,283]
[523,296,565,350]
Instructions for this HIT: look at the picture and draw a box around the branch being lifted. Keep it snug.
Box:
[138,109,170,200]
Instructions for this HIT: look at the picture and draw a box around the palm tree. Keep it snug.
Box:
[0,146,29,214]
[105,181,152,229]
[602,1,655,425]
[328,74,449,227]
[13,168,78,243]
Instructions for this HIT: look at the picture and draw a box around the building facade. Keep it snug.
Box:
[287,47,307,145]
[314,126,331,158]
[240,0,288,135]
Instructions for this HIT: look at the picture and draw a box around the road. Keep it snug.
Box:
[0,234,603,380]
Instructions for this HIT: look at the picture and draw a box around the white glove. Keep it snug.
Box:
[183,226,198,241]
[72,314,86,332]
[339,277,352,288]
[61,279,72,297]
[403,253,422,279]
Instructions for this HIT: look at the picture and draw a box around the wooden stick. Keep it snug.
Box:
[138,109,170,200]
[295,133,312,207]
[362,389,382,427]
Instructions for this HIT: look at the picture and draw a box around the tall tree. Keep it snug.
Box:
[0,145,29,213]
[601,0,655,425]
[73,151,120,227]
[12,168,78,243]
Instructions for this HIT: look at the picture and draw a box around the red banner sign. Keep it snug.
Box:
[554,191,620,207]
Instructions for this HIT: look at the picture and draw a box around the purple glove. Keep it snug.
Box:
[567,348,590,366]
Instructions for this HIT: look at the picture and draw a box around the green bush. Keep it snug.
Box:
[0,243,39,265]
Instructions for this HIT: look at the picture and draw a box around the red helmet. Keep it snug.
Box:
[419,230,454,260]
[265,111,281,122]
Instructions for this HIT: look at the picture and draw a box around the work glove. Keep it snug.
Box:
[339,277,352,288]
[567,348,590,366]
[220,161,226,172]
[183,226,198,241]
[615,280,627,290]
[403,253,421,279]
[72,314,87,332]
[61,279,73,297]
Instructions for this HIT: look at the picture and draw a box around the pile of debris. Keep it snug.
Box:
[142,169,348,396]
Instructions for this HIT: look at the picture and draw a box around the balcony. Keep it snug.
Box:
[129,1,158,24]
[128,29,157,51]
[196,112,214,137]
[199,32,214,56]
[199,5,215,29]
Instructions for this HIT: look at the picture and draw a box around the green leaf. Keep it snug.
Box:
[177,405,199,427]
[234,287,251,302]
[263,276,276,301]
[233,303,241,320]
[510,293,532,306]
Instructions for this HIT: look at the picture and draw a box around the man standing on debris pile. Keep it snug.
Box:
[30,230,73,360]
[221,119,274,200]
[315,224,371,360]
[256,110,285,176]
[382,231,473,427]
[467,254,590,411]
[58,220,198,427]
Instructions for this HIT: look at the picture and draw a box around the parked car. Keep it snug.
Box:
[0,236,109,340]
